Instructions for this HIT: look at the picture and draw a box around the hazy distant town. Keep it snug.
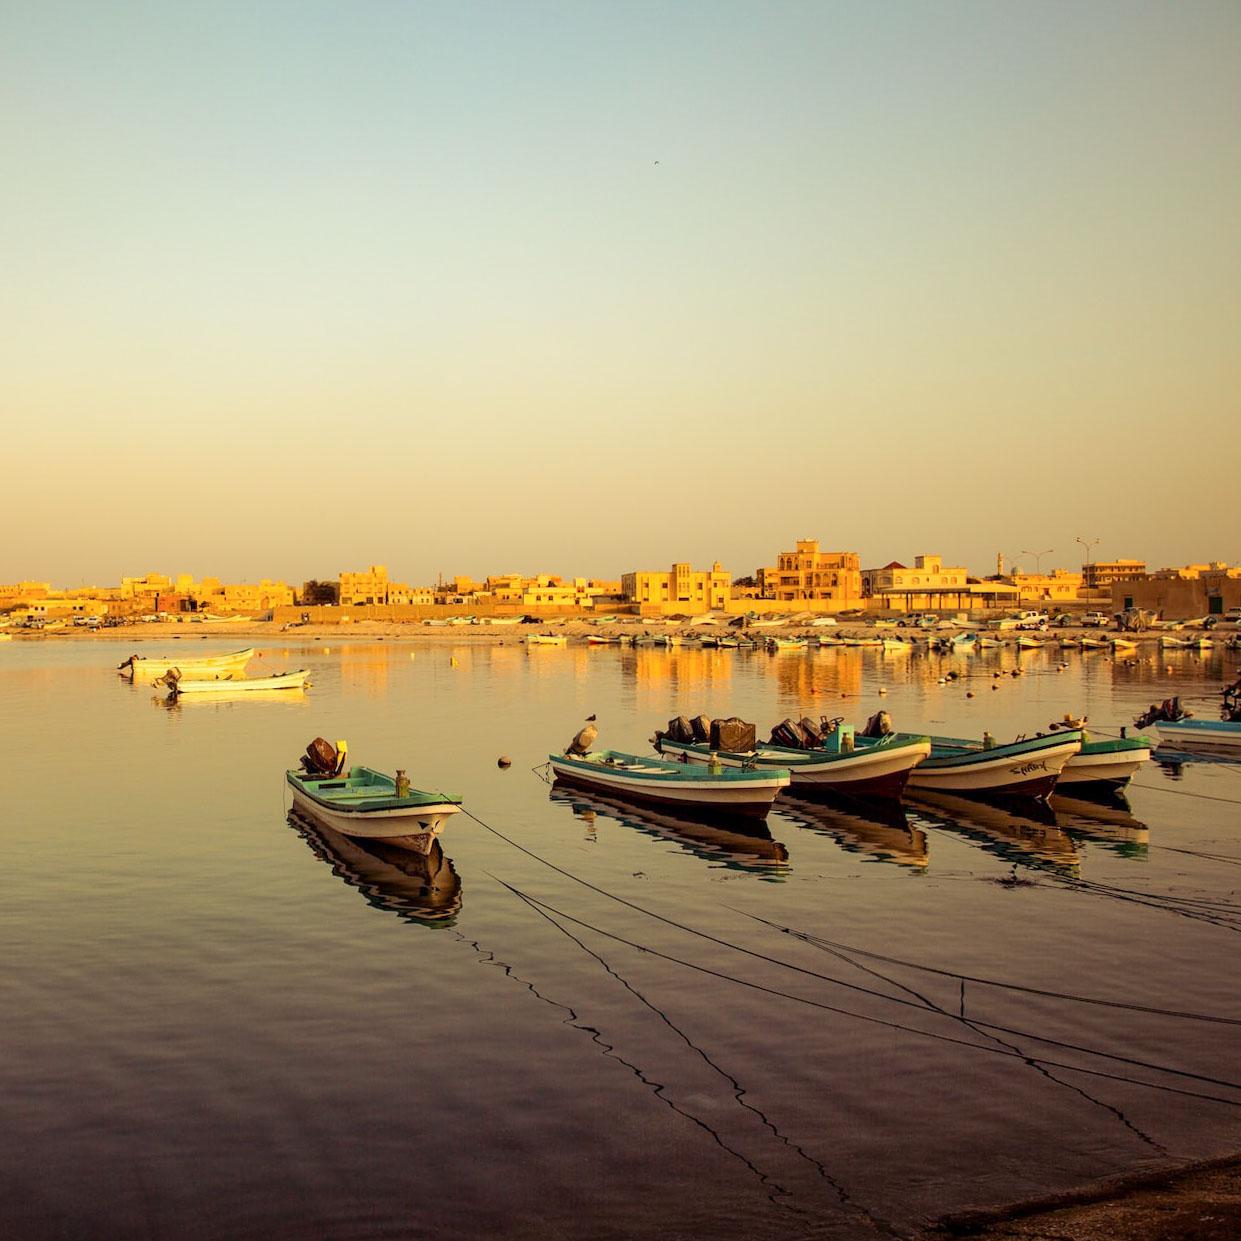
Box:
[4,540,1239,626]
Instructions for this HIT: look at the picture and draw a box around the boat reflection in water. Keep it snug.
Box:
[908,791,1080,872]
[289,810,462,927]
[157,688,310,710]
[776,794,928,870]
[1051,793,1150,860]
[548,787,789,879]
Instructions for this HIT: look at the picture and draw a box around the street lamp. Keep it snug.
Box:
[1078,536,1102,598]
[1077,536,1100,569]
[1022,548,1054,575]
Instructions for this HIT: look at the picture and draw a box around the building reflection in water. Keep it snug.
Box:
[289,810,462,926]
[776,794,928,870]
[618,647,735,713]
[548,787,789,879]
[338,642,396,698]
[908,791,1081,872]
[769,648,862,710]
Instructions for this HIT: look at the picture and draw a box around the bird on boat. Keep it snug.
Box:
[567,715,598,756]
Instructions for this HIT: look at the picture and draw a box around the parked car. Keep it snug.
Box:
[1013,610,1050,631]
[1224,608,1241,624]
[896,613,939,628]
[1080,611,1110,628]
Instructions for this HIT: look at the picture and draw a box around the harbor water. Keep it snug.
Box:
[3,637,1240,1239]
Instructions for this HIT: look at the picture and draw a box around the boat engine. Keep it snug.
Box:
[1133,698,1189,729]
[301,737,348,776]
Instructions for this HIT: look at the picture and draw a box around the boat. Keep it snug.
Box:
[906,730,1084,800]
[1079,636,1109,649]
[1057,733,1152,791]
[1153,718,1241,750]
[548,749,789,819]
[0,633,11,643]
[881,637,913,652]
[655,730,932,800]
[977,636,1003,648]
[586,634,621,645]
[951,633,979,649]
[286,740,461,853]
[119,647,255,681]
[817,634,844,647]
[526,634,567,647]
[1110,636,1138,650]
[769,637,808,651]
[1016,635,1045,650]
[166,669,311,695]
[1058,637,1081,648]
[1160,636,1192,649]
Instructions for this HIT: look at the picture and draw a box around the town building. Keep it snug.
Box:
[757,540,862,605]
[1007,569,1084,605]
[1082,559,1146,590]
[622,562,731,612]
[339,565,413,607]
[1112,563,1241,618]
[862,554,986,610]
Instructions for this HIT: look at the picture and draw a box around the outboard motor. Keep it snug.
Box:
[1134,698,1188,730]
[861,709,893,738]
[301,737,348,776]
[566,717,598,756]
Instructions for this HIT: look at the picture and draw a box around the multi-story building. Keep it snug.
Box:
[861,554,973,609]
[622,562,731,611]
[1082,559,1146,590]
[339,565,399,606]
[1007,569,1085,604]
[757,540,861,604]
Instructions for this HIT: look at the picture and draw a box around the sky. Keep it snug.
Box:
[3,0,1239,587]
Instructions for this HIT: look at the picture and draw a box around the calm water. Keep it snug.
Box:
[3,636,1241,1239]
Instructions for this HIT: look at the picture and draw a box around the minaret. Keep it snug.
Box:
[996,552,1004,577]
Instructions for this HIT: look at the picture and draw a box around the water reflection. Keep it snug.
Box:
[548,787,789,878]
[1052,793,1150,860]
[290,811,463,926]
[156,688,310,709]
[777,795,928,870]
[908,792,1081,872]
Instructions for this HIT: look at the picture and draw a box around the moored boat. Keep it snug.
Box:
[1153,718,1241,750]
[907,730,1084,800]
[548,749,789,819]
[119,647,255,681]
[654,731,931,800]
[286,738,461,853]
[526,633,567,647]
[1057,734,1152,790]
[167,668,310,694]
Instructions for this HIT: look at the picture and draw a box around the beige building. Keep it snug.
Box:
[1113,563,1241,618]
[623,562,731,611]
[339,565,414,607]
[862,554,974,609]
[1008,568,1084,604]
[1082,559,1146,590]
[758,540,861,605]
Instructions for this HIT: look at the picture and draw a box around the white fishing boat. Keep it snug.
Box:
[1016,636,1046,650]
[1153,719,1241,750]
[769,637,808,651]
[119,647,255,681]
[287,739,461,854]
[526,634,567,647]
[549,749,789,818]
[1080,636,1109,649]
[1110,636,1138,650]
[1057,735,1152,790]
[907,731,1084,800]
[1160,636,1192,649]
[881,637,913,652]
[166,669,311,695]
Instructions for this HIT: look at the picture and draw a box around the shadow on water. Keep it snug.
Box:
[547,787,790,878]
[775,794,928,870]
[288,810,463,927]
[1052,792,1150,860]
[907,791,1081,872]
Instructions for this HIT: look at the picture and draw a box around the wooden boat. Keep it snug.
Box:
[1016,635,1045,650]
[119,647,255,681]
[907,731,1084,800]
[1057,734,1152,790]
[1154,718,1241,750]
[548,749,789,819]
[526,634,567,647]
[655,731,931,800]
[169,669,311,695]
[286,765,461,853]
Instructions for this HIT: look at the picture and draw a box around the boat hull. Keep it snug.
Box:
[174,670,309,694]
[288,785,460,854]
[1058,740,1151,790]
[655,737,931,800]
[121,647,255,680]
[908,735,1082,800]
[548,754,787,819]
[1155,720,1241,750]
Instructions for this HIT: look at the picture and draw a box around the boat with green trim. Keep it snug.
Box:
[907,730,1084,800]
[654,729,931,800]
[287,739,461,853]
[548,749,789,819]
[1057,734,1152,791]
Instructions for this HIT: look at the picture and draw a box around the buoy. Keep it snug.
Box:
[498,756,512,769]
[991,684,999,691]
[450,656,458,667]
[878,687,887,695]
[966,691,975,698]
[410,652,416,660]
